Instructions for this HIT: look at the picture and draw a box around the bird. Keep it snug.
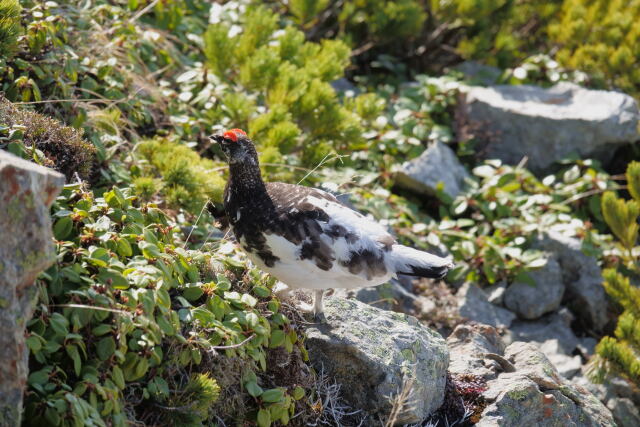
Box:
[210,128,454,317]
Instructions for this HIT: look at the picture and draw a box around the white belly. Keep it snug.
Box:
[243,233,393,290]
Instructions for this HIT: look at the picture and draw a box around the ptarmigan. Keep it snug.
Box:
[211,129,454,316]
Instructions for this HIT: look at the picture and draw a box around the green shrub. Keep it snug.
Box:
[134,138,226,213]
[203,5,366,166]
[0,0,21,58]
[0,97,96,181]
[432,0,560,69]
[589,161,640,386]
[24,184,307,426]
[549,0,640,94]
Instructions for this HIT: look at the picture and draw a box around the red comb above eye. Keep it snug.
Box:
[223,129,247,142]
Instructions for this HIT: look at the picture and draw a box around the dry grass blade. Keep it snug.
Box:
[384,375,416,427]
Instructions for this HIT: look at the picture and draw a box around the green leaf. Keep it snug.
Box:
[96,337,116,361]
[183,286,204,301]
[139,241,161,259]
[241,293,258,307]
[111,366,125,390]
[26,335,42,352]
[246,381,263,397]
[261,388,284,403]
[292,386,305,400]
[269,330,286,348]
[156,315,175,335]
[28,368,51,386]
[257,408,271,427]
[91,324,112,336]
[133,358,149,380]
[49,313,69,337]
[98,269,129,289]
[65,344,82,376]
[53,216,73,240]
[253,285,271,298]
[116,238,133,257]
[216,274,232,291]
[44,407,60,425]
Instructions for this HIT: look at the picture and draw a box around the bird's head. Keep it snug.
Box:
[210,128,256,165]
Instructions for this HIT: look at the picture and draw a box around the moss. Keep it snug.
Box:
[19,248,51,272]
[0,97,96,181]
[506,386,531,401]
[401,348,416,362]
[501,402,522,421]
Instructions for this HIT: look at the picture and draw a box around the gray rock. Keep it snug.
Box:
[0,151,64,425]
[503,255,564,319]
[332,278,422,314]
[394,140,469,199]
[457,82,640,173]
[457,283,516,328]
[608,397,640,427]
[447,324,506,380]
[577,337,598,358]
[571,375,609,402]
[479,342,615,427]
[484,281,507,305]
[447,325,615,426]
[572,374,640,407]
[507,308,579,355]
[539,340,582,379]
[305,297,449,424]
[534,231,610,331]
[607,377,640,405]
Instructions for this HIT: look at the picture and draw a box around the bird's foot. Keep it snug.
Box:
[294,290,326,323]
[295,301,326,323]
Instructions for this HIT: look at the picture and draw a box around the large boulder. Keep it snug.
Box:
[534,231,610,331]
[305,297,449,424]
[394,140,470,199]
[0,151,64,425]
[503,255,564,319]
[447,324,615,427]
[457,82,640,173]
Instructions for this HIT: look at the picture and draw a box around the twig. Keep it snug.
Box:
[211,334,255,350]
[297,153,347,185]
[183,199,210,249]
[50,303,133,316]
[561,185,627,205]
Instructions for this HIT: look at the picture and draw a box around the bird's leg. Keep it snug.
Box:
[312,290,324,318]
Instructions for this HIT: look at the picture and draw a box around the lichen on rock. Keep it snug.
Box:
[0,150,64,426]
[305,296,449,424]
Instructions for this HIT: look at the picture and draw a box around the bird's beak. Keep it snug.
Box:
[209,134,224,144]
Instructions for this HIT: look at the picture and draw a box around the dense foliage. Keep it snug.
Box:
[25,183,307,426]
[550,0,640,95]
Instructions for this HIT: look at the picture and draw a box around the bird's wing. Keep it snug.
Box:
[263,182,396,283]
